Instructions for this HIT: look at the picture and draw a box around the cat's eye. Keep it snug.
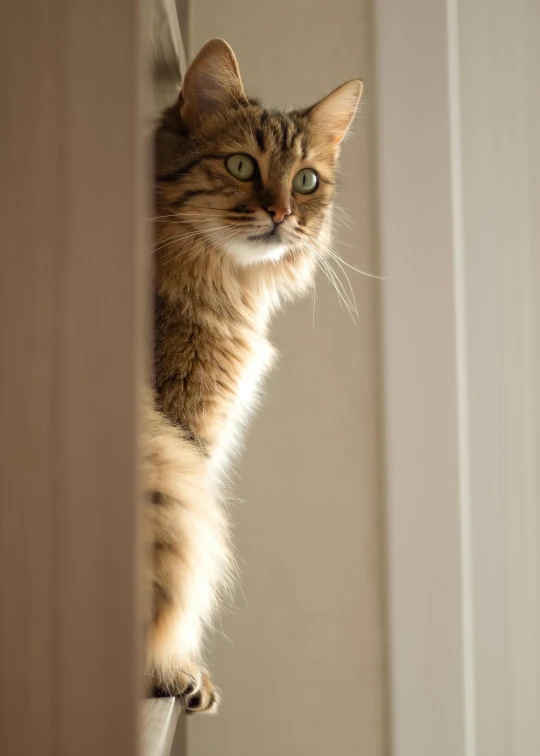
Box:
[292,168,319,194]
[226,154,255,181]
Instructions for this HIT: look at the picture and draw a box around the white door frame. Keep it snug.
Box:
[375,1,540,754]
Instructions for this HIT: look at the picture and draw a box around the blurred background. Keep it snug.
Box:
[1,1,538,756]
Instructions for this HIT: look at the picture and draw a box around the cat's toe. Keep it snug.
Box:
[185,670,219,714]
[151,666,219,713]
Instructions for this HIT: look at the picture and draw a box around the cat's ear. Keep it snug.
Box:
[180,39,246,131]
[306,80,363,145]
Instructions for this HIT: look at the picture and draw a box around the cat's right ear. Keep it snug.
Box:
[179,39,246,131]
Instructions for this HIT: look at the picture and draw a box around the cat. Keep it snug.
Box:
[145,38,362,712]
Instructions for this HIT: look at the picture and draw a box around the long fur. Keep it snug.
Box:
[144,39,361,710]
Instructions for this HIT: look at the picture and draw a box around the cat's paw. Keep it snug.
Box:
[182,668,219,714]
[152,665,219,714]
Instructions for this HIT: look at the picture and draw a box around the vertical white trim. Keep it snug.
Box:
[446,1,476,753]
[164,0,187,76]
[455,0,540,752]
[378,0,540,753]
[374,1,468,753]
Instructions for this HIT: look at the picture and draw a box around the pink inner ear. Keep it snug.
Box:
[188,68,226,115]
[307,81,362,145]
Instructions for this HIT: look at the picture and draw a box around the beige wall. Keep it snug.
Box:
[1,3,144,755]
[188,3,386,754]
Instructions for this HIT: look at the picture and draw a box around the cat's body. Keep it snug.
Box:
[145,39,361,711]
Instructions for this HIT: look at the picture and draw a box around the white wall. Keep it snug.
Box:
[188,2,387,755]
[374,1,468,752]
[376,0,540,754]
[456,1,540,753]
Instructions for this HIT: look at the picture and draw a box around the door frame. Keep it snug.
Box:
[375,1,540,754]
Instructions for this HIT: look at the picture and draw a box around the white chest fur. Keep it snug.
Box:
[210,331,276,479]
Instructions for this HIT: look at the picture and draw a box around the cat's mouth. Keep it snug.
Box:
[247,225,282,244]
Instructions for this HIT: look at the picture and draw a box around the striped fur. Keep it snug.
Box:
[145,39,362,710]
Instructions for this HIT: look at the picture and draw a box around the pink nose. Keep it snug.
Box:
[266,203,292,224]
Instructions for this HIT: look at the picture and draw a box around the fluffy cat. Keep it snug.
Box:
[145,38,361,711]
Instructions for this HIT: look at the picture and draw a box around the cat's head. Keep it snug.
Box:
[155,39,361,271]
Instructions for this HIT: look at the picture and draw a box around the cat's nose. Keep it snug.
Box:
[265,203,292,224]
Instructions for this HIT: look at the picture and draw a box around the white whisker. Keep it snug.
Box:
[301,229,388,281]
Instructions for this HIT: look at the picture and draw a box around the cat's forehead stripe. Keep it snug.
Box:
[240,106,301,156]
[254,128,265,152]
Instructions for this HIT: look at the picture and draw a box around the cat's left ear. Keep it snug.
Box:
[306,80,363,145]
[180,39,246,131]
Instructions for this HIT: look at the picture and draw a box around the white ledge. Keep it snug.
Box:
[141,698,182,756]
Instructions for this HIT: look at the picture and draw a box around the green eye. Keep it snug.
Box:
[292,168,319,194]
[226,154,255,180]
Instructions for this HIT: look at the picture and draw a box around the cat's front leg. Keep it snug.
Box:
[146,489,223,714]
[146,577,220,713]
[143,398,231,714]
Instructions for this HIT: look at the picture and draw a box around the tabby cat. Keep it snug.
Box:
[145,38,361,711]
